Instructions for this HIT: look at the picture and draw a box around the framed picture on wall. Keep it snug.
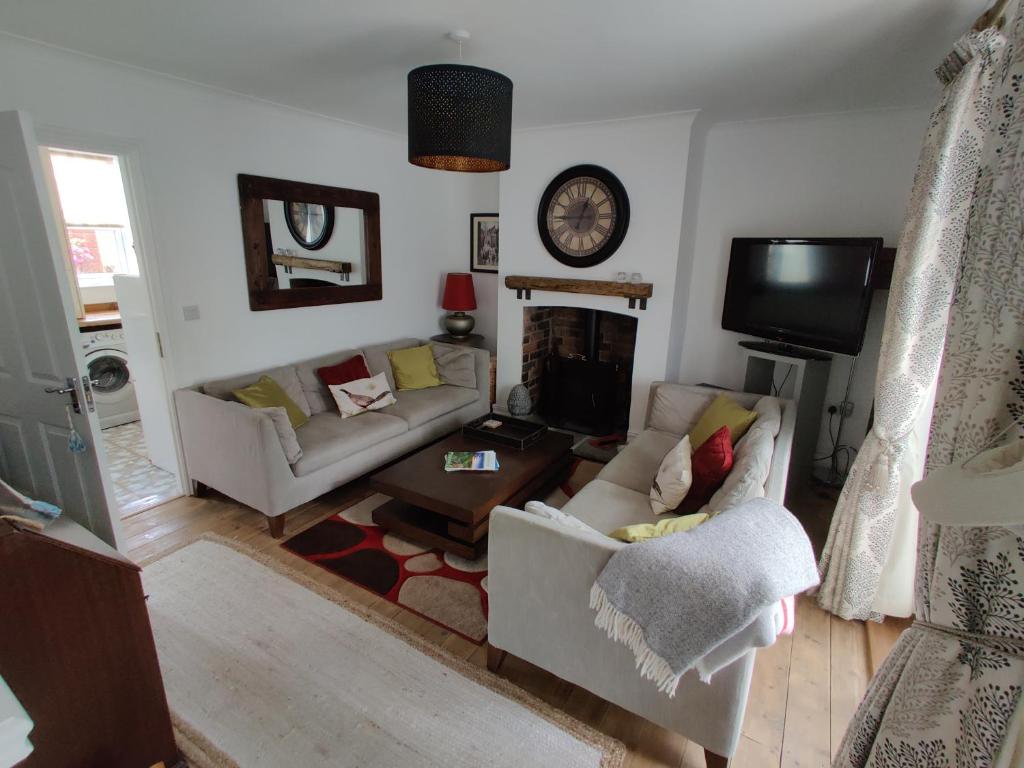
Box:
[470,213,499,273]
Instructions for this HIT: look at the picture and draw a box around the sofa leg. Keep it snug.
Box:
[486,644,507,673]
[703,749,728,768]
[267,514,286,539]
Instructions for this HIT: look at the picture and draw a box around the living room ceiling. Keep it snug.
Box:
[0,0,987,132]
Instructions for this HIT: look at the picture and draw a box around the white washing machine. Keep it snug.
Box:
[81,327,139,428]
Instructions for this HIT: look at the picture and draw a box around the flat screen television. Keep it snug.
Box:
[722,237,881,355]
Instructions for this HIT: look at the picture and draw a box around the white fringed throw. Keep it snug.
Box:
[590,499,819,697]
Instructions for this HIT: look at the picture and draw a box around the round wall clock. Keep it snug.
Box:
[283,201,335,250]
[537,164,630,268]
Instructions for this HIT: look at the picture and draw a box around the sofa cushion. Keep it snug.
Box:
[609,512,709,542]
[258,406,302,464]
[232,375,309,429]
[647,384,762,436]
[318,354,371,388]
[291,412,408,477]
[384,385,479,429]
[597,429,680,495]
[679,426,734,513]
[650,435,692,515]
[689,393,758,449]
[328,372,397,418]
[744,396,782,441]
[707,423,774,513]
[648,386,717,436]
[524,500,602,535]
[295,349,361,415]
[561,478,664,534]
[203,365,311,417]
[362,338,421,392]
[432,343,477,389]
[387,344,442,390]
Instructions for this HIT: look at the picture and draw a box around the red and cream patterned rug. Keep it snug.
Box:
[281,459,601,644]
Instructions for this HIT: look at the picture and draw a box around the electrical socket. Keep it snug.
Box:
[839,400,855,418]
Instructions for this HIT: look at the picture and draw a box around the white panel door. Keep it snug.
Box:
[0,111,117,546]
[113,274,178,474]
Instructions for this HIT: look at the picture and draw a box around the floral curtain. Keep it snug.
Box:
[834,523,1024,767]
[835,9,1024,765]
[817,28,1005,622]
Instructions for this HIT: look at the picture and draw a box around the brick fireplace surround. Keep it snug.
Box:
[521,306,638,432]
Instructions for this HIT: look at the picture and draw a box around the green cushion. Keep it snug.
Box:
[387,344,442,391]
[609,512,710,543]
[688,393,757,449]
[233,375,309,429]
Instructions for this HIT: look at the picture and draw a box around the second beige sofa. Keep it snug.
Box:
[175,338,490,537]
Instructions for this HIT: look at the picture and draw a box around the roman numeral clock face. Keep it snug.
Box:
[538,165,630,268]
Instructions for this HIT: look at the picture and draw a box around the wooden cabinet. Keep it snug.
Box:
[0,519,180,767]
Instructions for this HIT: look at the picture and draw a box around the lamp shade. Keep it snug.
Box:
[408,64,512,173]
[442,273,477,311]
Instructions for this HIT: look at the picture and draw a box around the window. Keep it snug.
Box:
[47,148,138,288]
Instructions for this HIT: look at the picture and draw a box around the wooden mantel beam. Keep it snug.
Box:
[504,275,653,309]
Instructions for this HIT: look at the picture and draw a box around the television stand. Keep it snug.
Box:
[738,339,832,362]
[739,343,831,492]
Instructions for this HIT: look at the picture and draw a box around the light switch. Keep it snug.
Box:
[182,305,200,321]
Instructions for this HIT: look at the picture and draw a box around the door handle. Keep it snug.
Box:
[44,377,82,413]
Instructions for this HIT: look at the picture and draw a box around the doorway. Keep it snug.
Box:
[43,145,182,518]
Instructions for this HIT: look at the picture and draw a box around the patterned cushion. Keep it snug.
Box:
[328,373,397,418]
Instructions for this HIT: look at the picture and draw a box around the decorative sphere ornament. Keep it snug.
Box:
[507,384,532,416]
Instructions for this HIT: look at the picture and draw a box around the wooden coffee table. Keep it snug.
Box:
[369,430,574,559]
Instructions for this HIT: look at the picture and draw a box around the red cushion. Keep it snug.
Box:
[317,354,371,387]
[677,426,733,513]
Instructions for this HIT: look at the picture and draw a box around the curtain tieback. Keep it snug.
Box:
[869,440,904,491]
[913,619,1024,660]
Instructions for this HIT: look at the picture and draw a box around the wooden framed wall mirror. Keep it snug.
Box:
[238,174,382,310]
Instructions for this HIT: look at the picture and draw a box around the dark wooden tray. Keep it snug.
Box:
[462,413,547,451]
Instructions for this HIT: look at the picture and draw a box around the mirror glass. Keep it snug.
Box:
[238,174,381,311]
[260,200,367,288]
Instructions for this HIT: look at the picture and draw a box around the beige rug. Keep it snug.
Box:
[143,536,624,768]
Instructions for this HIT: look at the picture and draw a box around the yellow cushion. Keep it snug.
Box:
[609,512,710,543]
[232,375,309,429]
[688,394,758,449]
[387,344,442,390]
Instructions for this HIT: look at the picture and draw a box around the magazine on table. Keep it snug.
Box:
[444,450,500,472]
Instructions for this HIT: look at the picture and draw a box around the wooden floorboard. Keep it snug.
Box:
[127,485,908,768]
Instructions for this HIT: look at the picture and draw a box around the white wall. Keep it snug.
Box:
[460,175,500,353]
[0,34,484,388]
[497,112,696,435]
[674,107,929,457]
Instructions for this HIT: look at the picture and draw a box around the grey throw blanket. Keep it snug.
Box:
[590,498,819,696]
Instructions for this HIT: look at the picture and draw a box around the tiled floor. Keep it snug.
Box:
[102,421,181,518]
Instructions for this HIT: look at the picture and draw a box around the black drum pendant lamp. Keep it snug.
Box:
[408,31,513,172]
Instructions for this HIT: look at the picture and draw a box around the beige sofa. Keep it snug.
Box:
[175,338,490,537]
[487,382,795,764]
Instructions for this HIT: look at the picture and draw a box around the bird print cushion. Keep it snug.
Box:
[328,372,396,418]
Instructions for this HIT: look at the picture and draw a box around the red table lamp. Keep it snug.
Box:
[442,272,477,337]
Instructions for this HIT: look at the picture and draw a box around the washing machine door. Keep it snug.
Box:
[86,348,139,428]
[88,350,131,397]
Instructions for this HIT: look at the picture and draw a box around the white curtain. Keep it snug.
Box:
[817,28,1005,622]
